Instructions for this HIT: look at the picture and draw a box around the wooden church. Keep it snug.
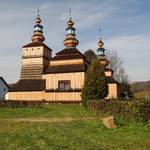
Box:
[7,12,120,102]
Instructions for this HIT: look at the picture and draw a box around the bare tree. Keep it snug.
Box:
[105,49,131,96]
[105,50,124,82]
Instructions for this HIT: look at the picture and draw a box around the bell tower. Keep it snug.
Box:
[20,9,52,79]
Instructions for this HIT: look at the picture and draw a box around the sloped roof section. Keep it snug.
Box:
[45,64,88,74]
[106,76,120,84]
[56,47,81,55]
[0,77,9,88]
[9,79,45,92]
[52,47,89,63]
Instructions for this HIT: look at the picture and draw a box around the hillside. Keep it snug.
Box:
[131,80,150,92]
[131,80,150,98]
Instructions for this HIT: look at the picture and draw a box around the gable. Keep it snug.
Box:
[0,77,9,89]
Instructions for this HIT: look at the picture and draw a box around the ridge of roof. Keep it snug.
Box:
[53,47,90,64]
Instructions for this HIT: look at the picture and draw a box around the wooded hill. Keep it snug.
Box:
[131,80,150,92]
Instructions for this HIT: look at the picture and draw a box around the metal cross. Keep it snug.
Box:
[69,8,72,19]
[37,8,40,17]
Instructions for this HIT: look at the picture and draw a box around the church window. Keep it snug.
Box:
[58,80,71,91]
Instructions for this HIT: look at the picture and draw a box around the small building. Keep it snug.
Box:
[0,77,9,100]
[7,12,120,102]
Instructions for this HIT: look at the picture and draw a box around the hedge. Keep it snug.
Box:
[87,99,150,121]
[0,100,43,108]
[0,100,81,108]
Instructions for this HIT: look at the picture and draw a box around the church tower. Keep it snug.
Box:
[63,15,79,48]
[20,10,52,79]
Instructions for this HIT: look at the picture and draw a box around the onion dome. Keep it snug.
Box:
[31,10,45,43]
[63,16,79,48]
[97,38,109,67]
[97,38,105,56]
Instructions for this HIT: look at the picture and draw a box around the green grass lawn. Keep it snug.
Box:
[0,104,150,150]
[0,104,95,118]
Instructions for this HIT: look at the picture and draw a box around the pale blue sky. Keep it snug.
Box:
[0,0,150,83]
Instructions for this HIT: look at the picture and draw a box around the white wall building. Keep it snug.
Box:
[0,77,9,100]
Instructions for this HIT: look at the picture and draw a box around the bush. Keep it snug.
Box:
[87,99,150,121]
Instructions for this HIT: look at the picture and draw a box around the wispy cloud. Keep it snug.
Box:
[0,0,150,82]
[106,35,150,81]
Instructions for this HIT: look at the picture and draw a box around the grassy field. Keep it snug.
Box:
[0,104,150,150]
[134,91,150,99]
[0,104,95,118]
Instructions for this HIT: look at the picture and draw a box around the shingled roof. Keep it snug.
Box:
[45,64,88,74]
[106,76,120,84]
[52,47,89,62]
[9,79,46,92]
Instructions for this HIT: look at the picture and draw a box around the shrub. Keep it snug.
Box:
[87,99,150,121]
[82,59,108,107]
[0,100,42,108]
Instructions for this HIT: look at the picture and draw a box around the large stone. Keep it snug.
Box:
[102,116,116,129]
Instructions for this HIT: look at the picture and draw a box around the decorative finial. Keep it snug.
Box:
[35,8,41,24]
[69,8,72,19]
[37,8,40,17]
[32,9,45,43]
[98,27,101,39]
[63,11,79,47]
[97,29,109,67]
[67,9,74,27]
[98,27,104,48]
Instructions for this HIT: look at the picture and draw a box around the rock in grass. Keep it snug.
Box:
[102,116,116,129]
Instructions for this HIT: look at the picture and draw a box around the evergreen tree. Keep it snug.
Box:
[82,59,108,106]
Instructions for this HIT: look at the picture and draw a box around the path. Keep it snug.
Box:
[0,116,97,123]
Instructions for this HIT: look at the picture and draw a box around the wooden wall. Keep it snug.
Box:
[21,46,51,79]
[49,59,83,66]
[45,72,85,90]
[45,92,81,101]
[106,83,118,99]
[8,92,44,101]
[8,91,81,101]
